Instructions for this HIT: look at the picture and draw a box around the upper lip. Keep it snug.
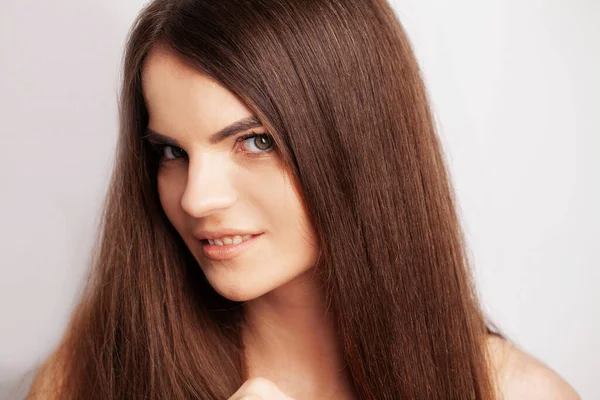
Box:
[194,229,262,241]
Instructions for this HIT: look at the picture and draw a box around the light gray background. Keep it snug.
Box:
[1,0,598,398]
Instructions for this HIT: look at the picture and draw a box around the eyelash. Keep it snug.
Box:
[148,131,276,163]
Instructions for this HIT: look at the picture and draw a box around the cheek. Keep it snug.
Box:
[253,173,318,263]
[156,171,185,227]
[244,169,301,225]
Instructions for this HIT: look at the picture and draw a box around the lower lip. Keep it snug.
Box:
[201,233,263,261]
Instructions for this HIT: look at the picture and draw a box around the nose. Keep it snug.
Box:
[180,154,237,218]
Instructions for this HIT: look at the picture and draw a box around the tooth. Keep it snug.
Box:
[223,237,233,245]
[214,239,224,246]
[208,239,214,245]
[242,234,251,240]
[232,235,242,245]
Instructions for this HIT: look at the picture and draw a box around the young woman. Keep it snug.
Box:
[27,0,579,398]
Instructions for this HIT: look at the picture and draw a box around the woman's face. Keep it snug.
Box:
[141,46,319,302]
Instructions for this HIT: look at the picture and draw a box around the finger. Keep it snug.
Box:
[228,377,289,400]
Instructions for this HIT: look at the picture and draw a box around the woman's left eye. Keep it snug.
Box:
[237,133,275,154]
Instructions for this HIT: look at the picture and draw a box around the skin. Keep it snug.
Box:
[136,44,580,400]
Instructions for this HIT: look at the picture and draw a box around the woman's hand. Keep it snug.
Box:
[228,377,295,400]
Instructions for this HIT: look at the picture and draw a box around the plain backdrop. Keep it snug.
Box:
[0,0,598,398]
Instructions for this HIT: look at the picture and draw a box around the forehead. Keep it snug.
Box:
[141,46,252,136]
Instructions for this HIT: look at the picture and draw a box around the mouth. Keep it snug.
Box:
[200,233,264,261]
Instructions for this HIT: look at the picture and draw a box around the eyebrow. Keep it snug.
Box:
[143,115,262,147]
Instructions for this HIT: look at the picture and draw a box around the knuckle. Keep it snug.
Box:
[246,376,274,391]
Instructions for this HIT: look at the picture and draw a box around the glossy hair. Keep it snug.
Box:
[28,0,499,398]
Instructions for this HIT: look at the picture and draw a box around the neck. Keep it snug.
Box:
[241,269,357,400]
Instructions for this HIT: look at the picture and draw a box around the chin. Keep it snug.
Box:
[200,259,317,303]
[215,285,270,303]
[206,275,274,302]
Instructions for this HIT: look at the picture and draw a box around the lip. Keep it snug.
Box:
[201,233,263,261]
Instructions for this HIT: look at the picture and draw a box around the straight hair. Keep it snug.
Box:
[30,0,498,398]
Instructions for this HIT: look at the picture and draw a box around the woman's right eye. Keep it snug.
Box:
[153,144,187,162]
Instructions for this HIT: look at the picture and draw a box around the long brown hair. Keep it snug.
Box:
[30,0,498,398]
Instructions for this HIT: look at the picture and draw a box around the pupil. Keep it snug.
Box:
[255,135,272,150]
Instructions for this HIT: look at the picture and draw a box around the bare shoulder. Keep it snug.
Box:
[25,347,65,400]
[486,335,580,400]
